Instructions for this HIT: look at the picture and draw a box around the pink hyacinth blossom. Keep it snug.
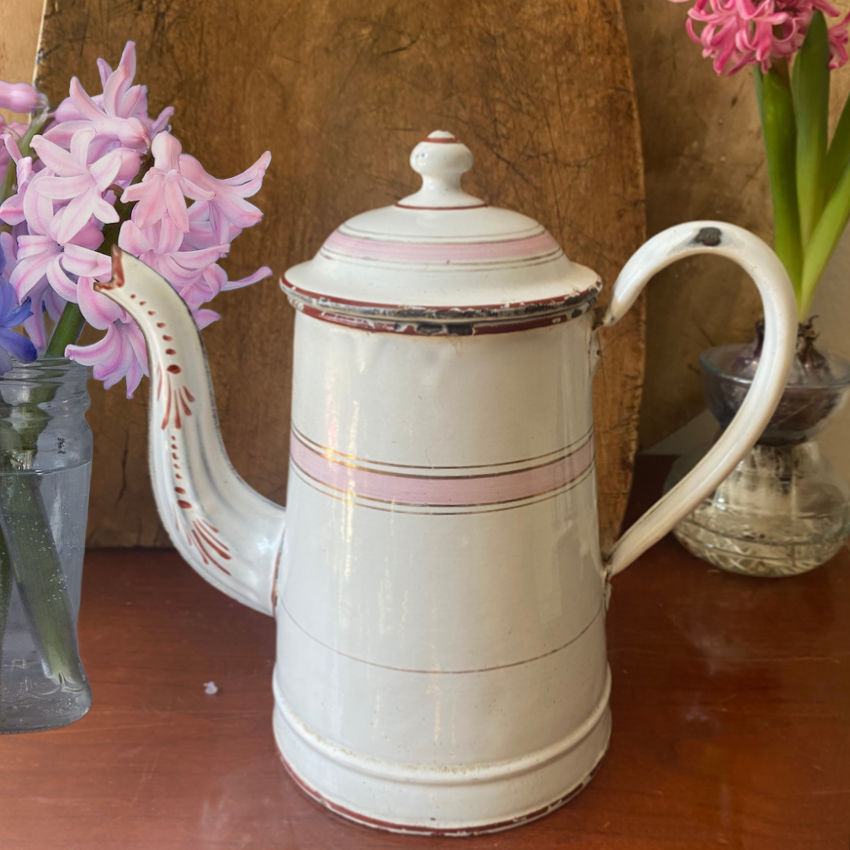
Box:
[47,42,172,157]
[671,0,850,74]
[0,81,44,114]
[94,42,173,138]
[121,132,213,239]
[66,298,218,396]
[181,150,271,240]
[29,130,131,243]
[118,218,227,286]
[0,151,37,227]
[9,234,109,304]
[0,41,270,391]
[76,275,127,330]
[65,320,148,395]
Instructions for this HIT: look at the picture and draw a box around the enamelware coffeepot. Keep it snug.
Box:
[100,132,796,834]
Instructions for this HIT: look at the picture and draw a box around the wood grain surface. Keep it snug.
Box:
[0,459,847,849]
[35,0,645,548]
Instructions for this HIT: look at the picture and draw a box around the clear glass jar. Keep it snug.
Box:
[669,345,850,578]
[0,358,93,732]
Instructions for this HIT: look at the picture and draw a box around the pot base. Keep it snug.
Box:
[272,688,611,835]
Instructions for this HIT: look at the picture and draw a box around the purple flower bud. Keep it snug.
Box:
[0,81,43,113]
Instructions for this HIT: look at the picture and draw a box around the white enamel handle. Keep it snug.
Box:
[602,221,797,577]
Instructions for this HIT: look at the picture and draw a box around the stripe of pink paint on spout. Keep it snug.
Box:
[289,433,593,507]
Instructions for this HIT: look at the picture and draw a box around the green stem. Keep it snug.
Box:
[0,368,85,687]
[0,471,84,687]
[44,303,85,358]
[0,532,11,719]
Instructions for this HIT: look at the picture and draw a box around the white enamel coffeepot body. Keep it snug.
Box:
[100,131,796,834]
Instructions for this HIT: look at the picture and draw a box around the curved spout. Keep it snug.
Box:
[96,250,285,616]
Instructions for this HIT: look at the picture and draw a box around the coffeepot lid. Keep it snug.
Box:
[282,131,601,327]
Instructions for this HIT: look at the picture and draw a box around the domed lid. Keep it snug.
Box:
[282,131,600,331]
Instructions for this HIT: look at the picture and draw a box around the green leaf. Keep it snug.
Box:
[800,150,850,317]
[825,91,850,192]
[791,10,831,247]
[755,66,802,295]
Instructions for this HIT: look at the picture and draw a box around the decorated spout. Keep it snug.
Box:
[96,250,286,615]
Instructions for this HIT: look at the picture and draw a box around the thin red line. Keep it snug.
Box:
[161,376,172,430]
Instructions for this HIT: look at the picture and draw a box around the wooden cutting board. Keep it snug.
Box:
[35,0,645,549]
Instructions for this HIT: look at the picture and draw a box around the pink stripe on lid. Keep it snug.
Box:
[323,229,561,264]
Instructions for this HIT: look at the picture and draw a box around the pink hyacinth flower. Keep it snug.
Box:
[0,81,44,114]
[118,218,227,287]
[180,150,271,240]
[76,275,127,330]
[121,131,213,241]
[9,230,110,303]
[65,293,218,396]
[671,0,850,73]
[65,320,148,395]
[29,129,133,244]
[47,41,173,158]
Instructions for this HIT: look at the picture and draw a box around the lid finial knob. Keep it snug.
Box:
[400,131,482,209]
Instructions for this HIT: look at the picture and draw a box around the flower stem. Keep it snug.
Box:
[0,472,84,687]
[0,369,85,688]
[44,303,85,358]
[0,533,11,717]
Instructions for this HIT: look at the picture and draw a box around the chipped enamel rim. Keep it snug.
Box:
[281,275,601,335]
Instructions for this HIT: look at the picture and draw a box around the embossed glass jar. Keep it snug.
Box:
[671,345,850,577]
[0,358,93,732]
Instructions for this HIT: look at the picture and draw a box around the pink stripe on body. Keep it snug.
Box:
[289,432,593,507]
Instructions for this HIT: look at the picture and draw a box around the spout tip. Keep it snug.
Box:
[95,247,125,292]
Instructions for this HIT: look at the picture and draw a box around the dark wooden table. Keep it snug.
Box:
[2,460,849,849]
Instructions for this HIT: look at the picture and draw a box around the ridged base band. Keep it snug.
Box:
[272,678,612,835]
